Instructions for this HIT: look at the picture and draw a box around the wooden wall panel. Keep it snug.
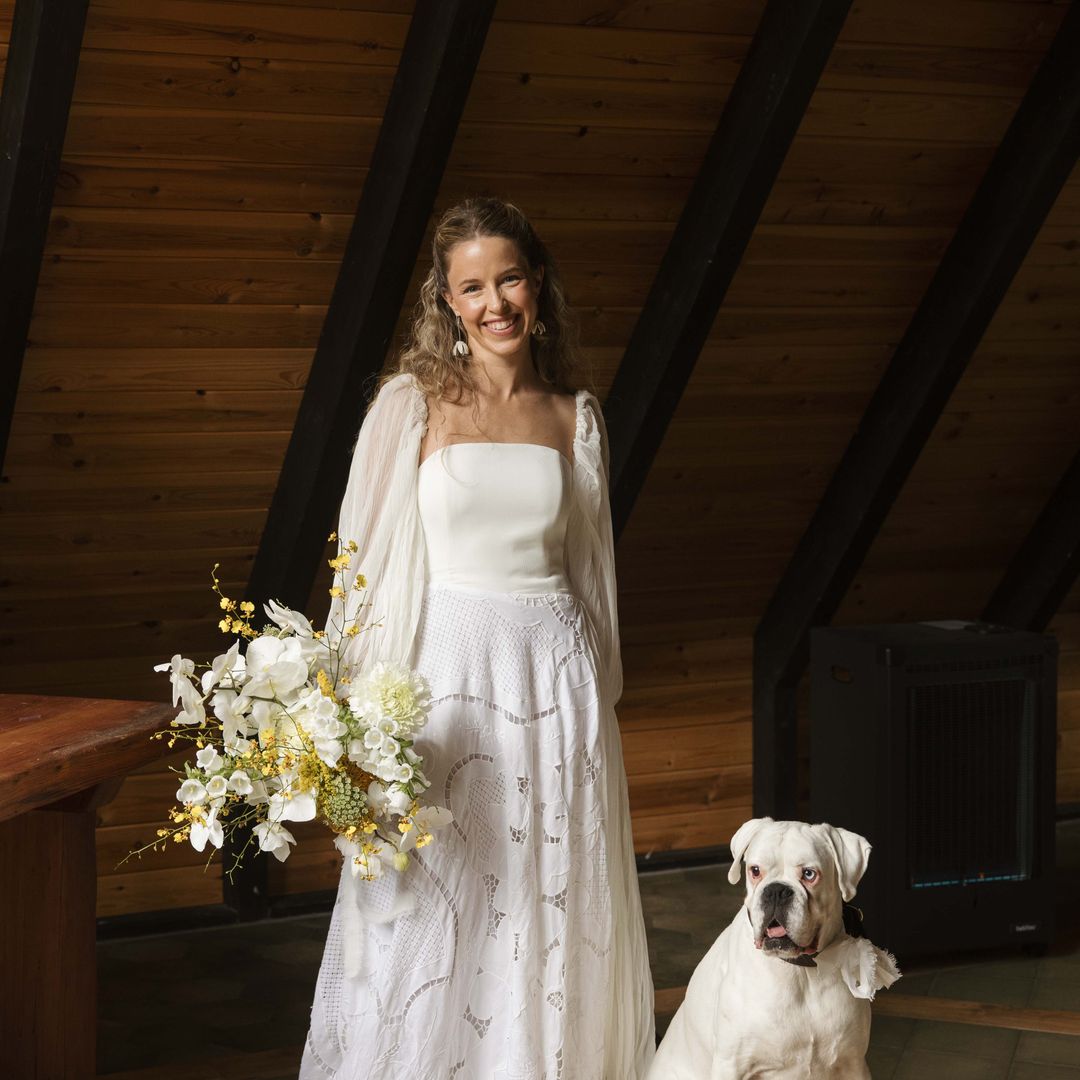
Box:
[1,0,1077,916]
[616,0,1075,863]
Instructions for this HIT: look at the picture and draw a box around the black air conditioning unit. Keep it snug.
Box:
[810,621,1056,958]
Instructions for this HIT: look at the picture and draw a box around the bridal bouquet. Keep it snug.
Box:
[131,534,451,882]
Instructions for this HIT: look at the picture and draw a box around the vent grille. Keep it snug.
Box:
[905,656,1041,675]
[907,678,1035,889]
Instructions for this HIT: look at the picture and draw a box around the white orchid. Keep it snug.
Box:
[243,635,310,697]
[267,788,316,824]
[311,735,345,768]
[366,781,412,819]
[154,653,193,678]
[338,836,395,880]
[272,712,305,753]
[154,654,196,705]
[248,697,276,732]
[413,805,453,833]
[295,689,347,766]
[296,685,339,724]
[200,640,244,695]
[190,807,224,852]
[223,734,252,757]
[211,687,253,746]
[263,598,314,638]
[244,777,270,804]
[173,678,206,726]
[253,821,296,862]
[395,805,454,853]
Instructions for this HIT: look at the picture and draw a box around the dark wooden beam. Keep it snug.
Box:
[605,0,854,541]
[753,3,1080,818]
[234,0,494,917]
[0,0,89,471]
[248,0,494,612]
[983,451,1080,632]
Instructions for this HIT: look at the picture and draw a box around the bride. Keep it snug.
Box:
[300,196,655,1079]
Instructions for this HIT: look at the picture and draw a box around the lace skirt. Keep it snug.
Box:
[300,582,654,1080]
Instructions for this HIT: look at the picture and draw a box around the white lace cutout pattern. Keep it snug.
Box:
[300,585,628,1080]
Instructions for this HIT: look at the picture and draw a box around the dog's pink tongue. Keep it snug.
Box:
[766,924,788,939]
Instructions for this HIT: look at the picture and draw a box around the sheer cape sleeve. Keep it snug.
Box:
[565,390,624,707]
[567,390,657,1076]
[332,371,429,973]
[333,371,429,678]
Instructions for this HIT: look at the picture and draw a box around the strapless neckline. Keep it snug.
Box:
[417,439,573,594]
[419,441,573,472]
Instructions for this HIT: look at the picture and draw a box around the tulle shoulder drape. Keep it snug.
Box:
[333,371,429,676]
[332,374,623,709]
[566,389,623,707]
[569,391,656,1075]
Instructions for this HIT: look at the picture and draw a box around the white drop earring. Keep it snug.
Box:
[452,314,470,357]
[532,319,547,337]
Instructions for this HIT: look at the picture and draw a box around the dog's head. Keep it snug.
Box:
[727,817,870,962]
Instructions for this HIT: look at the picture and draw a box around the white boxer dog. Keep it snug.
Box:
[648,817,899,1080]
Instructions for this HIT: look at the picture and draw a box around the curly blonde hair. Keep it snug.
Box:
[380,196,589,405]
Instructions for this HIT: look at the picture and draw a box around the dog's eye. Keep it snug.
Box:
[749,865,761,879]
[802,867,817,882]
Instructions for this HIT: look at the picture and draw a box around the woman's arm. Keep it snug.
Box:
[566,390,624,707]
[333,372,429,676]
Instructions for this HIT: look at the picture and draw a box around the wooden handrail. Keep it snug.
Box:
[0,692,175,823]
[0,691,176,1078]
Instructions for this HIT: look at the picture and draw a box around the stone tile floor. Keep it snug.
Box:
[98,821,1080,1077]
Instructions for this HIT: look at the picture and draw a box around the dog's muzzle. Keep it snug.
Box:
[753,882,818,959]
[760,882,795,950]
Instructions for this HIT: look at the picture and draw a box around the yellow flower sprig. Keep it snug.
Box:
[322,531,380,687]
[137,531,444,882]
[210,563,259,639]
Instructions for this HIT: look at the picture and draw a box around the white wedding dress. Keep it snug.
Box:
[299,374,654,1079]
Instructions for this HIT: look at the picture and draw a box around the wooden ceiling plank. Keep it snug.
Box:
[0,0,90,469]
[983,451,1080,632]
[603,0,855,540]
[752,4,1080,818]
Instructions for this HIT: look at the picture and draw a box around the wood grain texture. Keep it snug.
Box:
[0,0,1078,916]
[0,694,176,822]
[653,985,1080,1037]
[872,993,1080,1036]
[0,807,97,1078]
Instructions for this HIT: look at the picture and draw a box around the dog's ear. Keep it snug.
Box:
[727,817,773,884]
[820,824,871,902]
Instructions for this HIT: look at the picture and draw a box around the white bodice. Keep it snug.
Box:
[417,441,572,594]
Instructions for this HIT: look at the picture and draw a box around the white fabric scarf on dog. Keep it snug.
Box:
[827,934,901,1000]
